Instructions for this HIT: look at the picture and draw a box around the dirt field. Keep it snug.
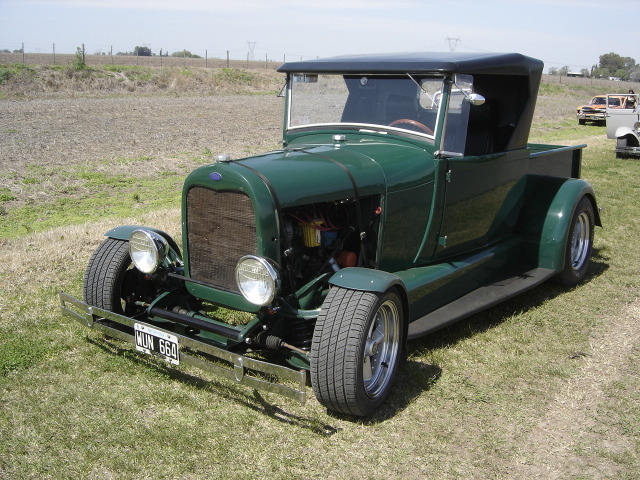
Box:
[0,93,575,195]
[1,94,282,167]
[1,95,283,214]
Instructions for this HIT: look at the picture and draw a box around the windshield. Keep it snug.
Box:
[288,74,445,139]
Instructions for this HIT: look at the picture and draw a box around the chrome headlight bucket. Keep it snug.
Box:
[235,255,280,306]
[129,229,169,274]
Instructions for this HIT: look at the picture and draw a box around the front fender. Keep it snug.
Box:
[104,225,182,259]
[538,179,600,272]
[328,267,410,338]
[329,267,405,293]
[614,126,638,140]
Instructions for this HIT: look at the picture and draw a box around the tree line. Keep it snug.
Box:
[549,52,639,81]
[107,46,201,58]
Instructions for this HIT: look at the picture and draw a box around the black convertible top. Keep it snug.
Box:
[278,52,544,152]
[277,52,543,77]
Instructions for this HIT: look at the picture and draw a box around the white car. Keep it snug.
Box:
[606,93,640,158]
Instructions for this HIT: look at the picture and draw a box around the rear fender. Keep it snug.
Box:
[537,179,600,272]
[104,225,182,259]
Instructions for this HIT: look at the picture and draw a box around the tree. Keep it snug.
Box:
[614,69,629,81]
[591,67,610,79]
[599,52,636,77]
[134,46,152,56]
[171,50,201,58]
[71,46,87,71]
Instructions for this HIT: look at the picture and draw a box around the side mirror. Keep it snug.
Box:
[466,93,485,106]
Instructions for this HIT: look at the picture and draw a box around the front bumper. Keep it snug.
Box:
[616,146,640,157]
[59,292,307,405]
[577,112,605,121]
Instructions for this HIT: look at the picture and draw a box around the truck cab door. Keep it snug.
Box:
[606,94,639,139]
[430,150,528,259]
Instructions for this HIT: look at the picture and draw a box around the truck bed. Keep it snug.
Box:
[528,143,586,179]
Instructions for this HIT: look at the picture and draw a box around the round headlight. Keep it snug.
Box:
[129,229,168,274]
[236,255,280,306]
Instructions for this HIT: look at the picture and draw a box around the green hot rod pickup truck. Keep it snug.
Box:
[61,52,600,416]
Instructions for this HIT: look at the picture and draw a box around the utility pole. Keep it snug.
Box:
[247,41,256,62]
[446,37,461,52]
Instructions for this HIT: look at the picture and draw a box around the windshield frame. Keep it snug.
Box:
[284,73,449,142]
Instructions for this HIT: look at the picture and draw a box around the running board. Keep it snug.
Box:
[407,267,556,340]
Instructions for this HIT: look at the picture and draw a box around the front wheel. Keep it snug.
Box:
[311,287,404,416]
[558,197,595,287]
[83,237,149,316]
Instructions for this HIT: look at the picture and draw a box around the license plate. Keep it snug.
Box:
[134,323,179,365]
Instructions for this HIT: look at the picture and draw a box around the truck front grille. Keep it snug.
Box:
[186,187,257,293]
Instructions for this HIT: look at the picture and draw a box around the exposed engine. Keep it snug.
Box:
[281,196,381,292]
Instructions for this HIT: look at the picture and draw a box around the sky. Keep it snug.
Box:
[0,0,638,73]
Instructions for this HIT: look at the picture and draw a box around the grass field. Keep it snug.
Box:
[1,66,639,479]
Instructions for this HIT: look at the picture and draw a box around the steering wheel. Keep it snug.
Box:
[388,119,433,135]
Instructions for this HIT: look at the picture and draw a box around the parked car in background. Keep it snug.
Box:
[606,92,640,158]
[577,94,628,125]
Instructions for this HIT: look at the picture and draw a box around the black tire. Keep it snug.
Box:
[83,237,145,315]
[310,287,404,416]
[578,118,585,125]
[558,197,595,287]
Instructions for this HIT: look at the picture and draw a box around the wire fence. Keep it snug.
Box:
[542,74,638,91]
[0,51,288,70]
[2,49,639,90]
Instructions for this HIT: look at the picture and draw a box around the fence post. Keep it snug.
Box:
[227,50,229,68]
[53,43,56,65]
[82,44,85,64]
[22,42,25,63]
[205,49,208,68]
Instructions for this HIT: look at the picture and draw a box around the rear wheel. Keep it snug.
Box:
[311,287,404,416]
[558,197,595,287]
[83,237,147,315]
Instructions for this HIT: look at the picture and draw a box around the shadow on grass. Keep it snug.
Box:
[408,247,609,352]
[87,336,341,436]
[330,248,610,423]
[323,361,443,425]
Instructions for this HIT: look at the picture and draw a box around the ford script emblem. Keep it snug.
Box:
[210,172,222,181]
